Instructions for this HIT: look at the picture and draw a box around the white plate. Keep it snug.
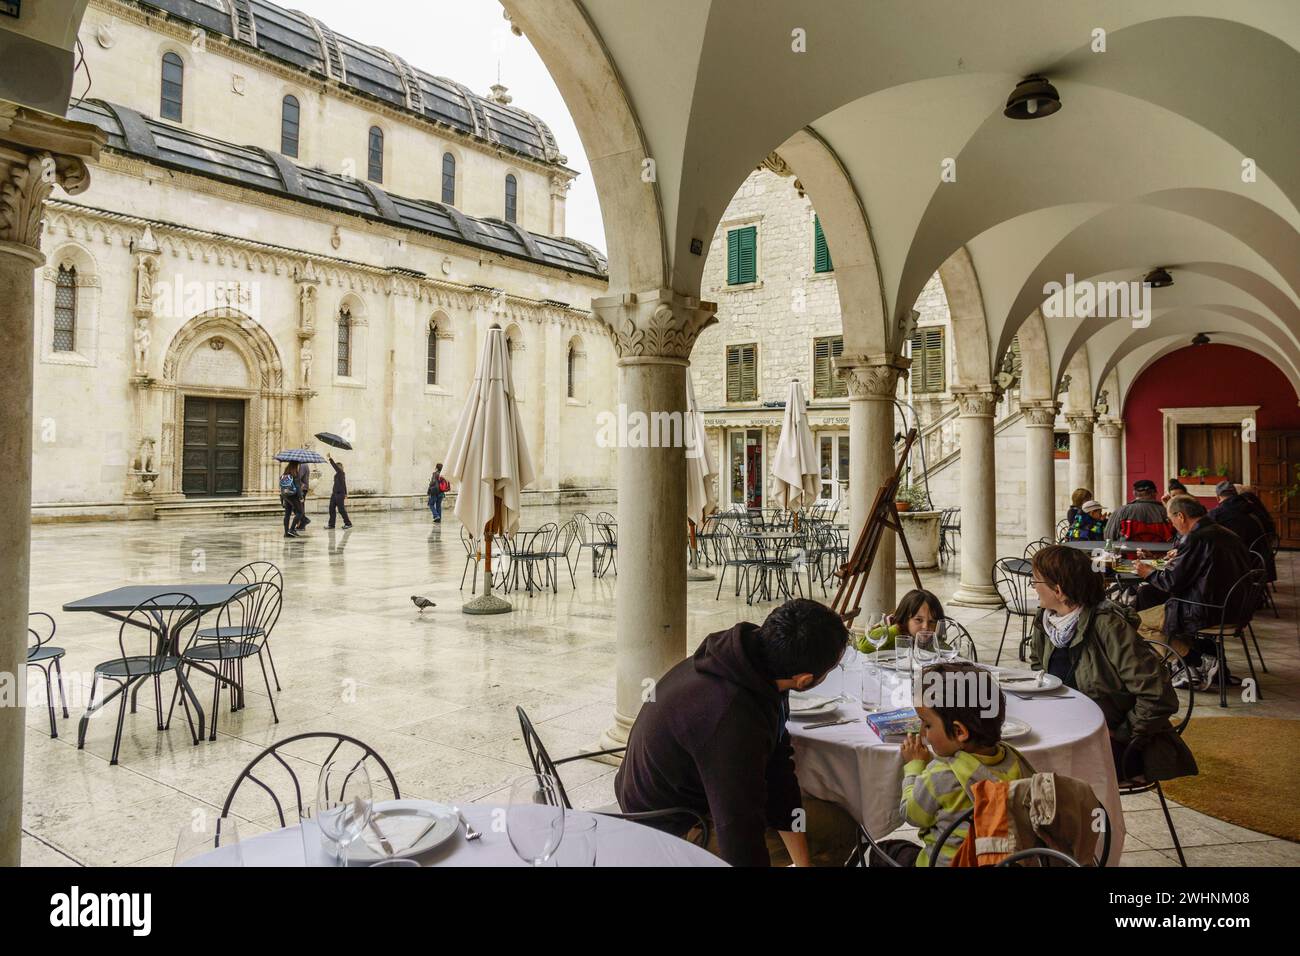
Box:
[1000,717,1032,740]
[788,696,840,718]
[346,800,459,864]
[995,670,1063,694]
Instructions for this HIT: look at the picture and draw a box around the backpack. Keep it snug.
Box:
[438,476,450,493]
[1120,518,1174,542]
[279,473,298,496]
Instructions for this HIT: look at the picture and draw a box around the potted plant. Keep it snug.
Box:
[1178,467,1191,478]
[894,485,942,569]
[1054,434,1070,460]
[894,483,928,513]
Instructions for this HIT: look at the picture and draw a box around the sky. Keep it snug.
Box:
[287,0,607,252]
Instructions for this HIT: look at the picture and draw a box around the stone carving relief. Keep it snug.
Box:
[299,338,313,388]
[838,355,911,399]
[133,314,152,375]
[1022,402,1061,427]
[0,150,91,249]
[953,389,998,417]
[595,295,718,361]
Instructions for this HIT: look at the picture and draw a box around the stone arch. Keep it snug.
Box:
[39,239,102,365]
[160,308,287,497]
[426,310,450,388]
[566,332,587,402]
[1010,309,1053,403]
[936,246,994,388]
[503,0,668,293]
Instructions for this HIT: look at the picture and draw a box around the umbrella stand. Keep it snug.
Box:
[463,495,512,614]
[686,518,715,581]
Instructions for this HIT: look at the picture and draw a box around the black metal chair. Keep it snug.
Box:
[1248,532,1279,618]
[77,594,205,765]
[992,558,1038,665]
[1118,640,1193,866]
[1166,568,1263,708]
[845,824,915,867]
[927,798,1110,866]
[459,525,481,593]
[221,732,401,828]
[571,512,600,570]
[27,611,68,739]
[1055,517,1071,543]
[1023,537,1053,560]
[201,562,285,692]
[509,522,557,595]
[1244,552,1271,673]
[714,526,762,603]
[938,507,961,564]
[592,521,618,578]
[545,519,580,589]
[996,847,1082,867]
[515,707,708,848]
[170,581,283,740]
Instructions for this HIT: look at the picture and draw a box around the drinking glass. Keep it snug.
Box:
[858,612,891,712]
[836,642,862,702]
[553,812,597,867]
[935,621,960,662]
[507,773,565,867]
[316,760,374,867]
[174,813,243,867]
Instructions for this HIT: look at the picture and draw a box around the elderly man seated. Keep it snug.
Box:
[1210,481,1276,583]
[1105,479,1174,542]
[1133,496,1252,691]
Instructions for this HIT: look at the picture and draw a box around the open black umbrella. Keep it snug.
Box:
[314,431,353,451]
[274,448,327,463]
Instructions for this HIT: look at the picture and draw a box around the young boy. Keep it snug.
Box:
[889,662,1030,866]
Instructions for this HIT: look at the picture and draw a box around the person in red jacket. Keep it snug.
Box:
[615,599,848,866]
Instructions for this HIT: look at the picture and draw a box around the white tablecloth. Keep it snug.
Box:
[789,665,1125,862]
[185,802,726,868]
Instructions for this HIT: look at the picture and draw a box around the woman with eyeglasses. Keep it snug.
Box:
[1026,545,1194,784]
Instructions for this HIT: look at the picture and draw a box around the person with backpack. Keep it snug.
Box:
[279,462,302,537]
[1103,479,1174,542]
[428,462,449,523]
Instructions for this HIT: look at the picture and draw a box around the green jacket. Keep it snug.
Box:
[1028,600,1197,782]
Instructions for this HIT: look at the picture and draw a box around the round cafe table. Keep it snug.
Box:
[788,663,1126,864]
[183,802,726,868]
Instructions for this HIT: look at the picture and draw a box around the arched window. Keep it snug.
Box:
[337,308,352,376]
[367,126,384,183]
[281,95,300,157]
[161,52,184,121]
[504,174,518,223]
[426,323,439,385]
[53,265,77,352]
[566,338,586,402]
[441,152,456,205]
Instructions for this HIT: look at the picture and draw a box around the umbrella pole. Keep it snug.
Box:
[464,496,511,614]
[686,518,714,582]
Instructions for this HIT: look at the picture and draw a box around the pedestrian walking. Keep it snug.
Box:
[295,460,312,531]
[279,462,301,537]
[326,454,352,529]
[428,462,448,523]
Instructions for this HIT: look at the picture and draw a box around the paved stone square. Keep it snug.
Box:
[19,507,1300,867]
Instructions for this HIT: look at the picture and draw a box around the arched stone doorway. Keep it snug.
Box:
[159,308,288,498]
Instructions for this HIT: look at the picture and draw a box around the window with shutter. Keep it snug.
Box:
[813,335,845,398]
[726,226,757,285]
[427,325,438,385]
[727,343,758,401]
[54,265,77,352]
[909,328,945,393]
[161,53,184,122]
[813,216,834,273]
[337,309,352,377]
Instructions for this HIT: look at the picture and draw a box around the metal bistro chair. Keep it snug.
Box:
[1167,568,1263,709]
[1248,532,1279,618]
[1023,537,1053,561]
[1055,517,1072,543]
[195,562,285,702]
[222,732,400,828]
[459,525,481,593]
[992,557,1038,666]
[511,522,558,596]
[515,707,708,847]
[715,526,762,602]
[78,594,206,765]
[545,519,580,590]
[592,521,618,578]
[694,511,728,568]
[939,507,961,564]
[1244,552,1271,673]
[926,800,1110,867]
[1118,641,1193,866]
[27,612,68,739]
[169,581,283,741]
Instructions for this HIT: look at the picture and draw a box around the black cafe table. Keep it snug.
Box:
[63,584,249,739]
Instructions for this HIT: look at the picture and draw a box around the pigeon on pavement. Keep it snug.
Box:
[411,595,436,611]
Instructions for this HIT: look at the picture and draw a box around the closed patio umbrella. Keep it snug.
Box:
[685,370,718,580]
[444,324,535,613]
[771,379,819,512]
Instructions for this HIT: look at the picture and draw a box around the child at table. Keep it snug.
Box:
[857,588,946,653]
[879,662,1030,867]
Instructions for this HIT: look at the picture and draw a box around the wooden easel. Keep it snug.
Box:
[829,428,924,628]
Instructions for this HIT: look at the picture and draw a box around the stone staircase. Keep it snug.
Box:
[912,391,1024,484]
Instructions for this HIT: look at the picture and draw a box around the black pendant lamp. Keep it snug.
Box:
[1003,76,1061,120]
[1143,267,1174,288]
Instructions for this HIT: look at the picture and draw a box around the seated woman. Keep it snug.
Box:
[1066,500,1107,541]
[1027,545,1195,784]
[859,588,946,652]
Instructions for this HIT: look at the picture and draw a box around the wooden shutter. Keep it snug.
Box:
[742,344,757,399]
[910,328,945,393]
[814,216,833,273]
[727,229,741,285]
[813,336,845,398]
[726,345,741,401]
[728,226,757,285]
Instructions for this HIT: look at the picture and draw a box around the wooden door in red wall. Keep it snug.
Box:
[1257,431,1300,548]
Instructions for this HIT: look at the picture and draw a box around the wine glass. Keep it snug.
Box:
[836,641,862,703]
[935,621,960,662]
[316,759,374,867]
[507,773,565,867]
[553,812,597,867]
[174,813,243,867]
[858,612,891,712]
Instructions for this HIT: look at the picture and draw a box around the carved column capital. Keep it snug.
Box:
[592,288,717,363]
[0,109,102,253]
[1065,412,1096,434]
[835,352,911,400]
[1095,419,1123,440]
[1022,400,1061,427]
[953,387,999,418]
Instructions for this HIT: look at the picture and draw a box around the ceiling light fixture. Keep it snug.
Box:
[1143,267,1174,288]
[1003,75,1061,120]
[1191,332,1211,346]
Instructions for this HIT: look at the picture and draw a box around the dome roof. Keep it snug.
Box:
[137,0,569,166]
[69,98,606,278]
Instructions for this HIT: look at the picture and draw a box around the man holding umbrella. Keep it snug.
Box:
[316,431,355,530]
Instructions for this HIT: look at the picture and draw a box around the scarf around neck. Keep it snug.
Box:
[1044,606,1083,649]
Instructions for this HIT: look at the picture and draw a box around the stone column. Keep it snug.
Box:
[0,108,101,866]
[1022,401,1060,546]
[949,388,1003,607]
[1096,419,1124,514]
[592,289,716,749]
[1066,412,1096,497]
[837,352,910,623]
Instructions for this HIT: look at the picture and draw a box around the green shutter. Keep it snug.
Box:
[814,216,833,273]
[727,229,741,285]
[728,226,757,285]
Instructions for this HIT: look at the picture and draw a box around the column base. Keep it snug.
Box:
[462,592,512,614]
[598,710,634,753]
[948,585,1005,609]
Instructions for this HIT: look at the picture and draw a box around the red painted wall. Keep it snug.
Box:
[1123,344,1300,501]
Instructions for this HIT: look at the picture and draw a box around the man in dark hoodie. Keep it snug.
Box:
[614,599,848,866]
